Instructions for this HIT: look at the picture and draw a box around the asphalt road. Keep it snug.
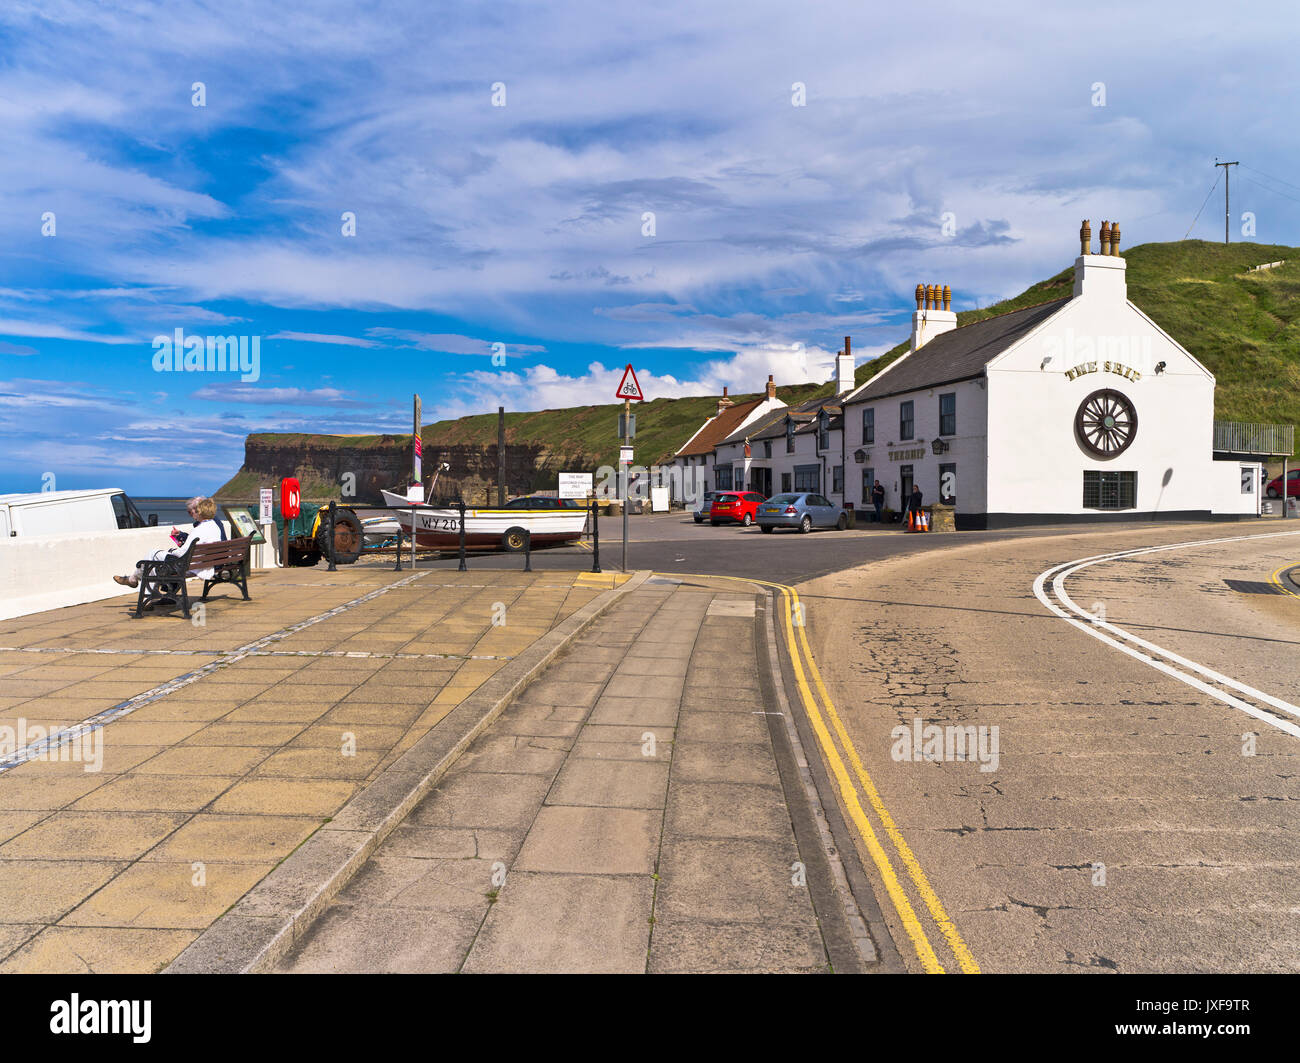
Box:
[800,522,1300,973]
[356,510,1282,586]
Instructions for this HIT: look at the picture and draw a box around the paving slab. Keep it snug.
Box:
[0,567,632,972]
[271,580,843,974]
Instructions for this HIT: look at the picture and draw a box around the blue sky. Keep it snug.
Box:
[1,0,1297,494]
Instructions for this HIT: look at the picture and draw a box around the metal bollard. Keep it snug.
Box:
[393,506,404,572]
[523,530,532,572]
[457,499,468,571]
[590,498,601,573]
[326,500,337,572]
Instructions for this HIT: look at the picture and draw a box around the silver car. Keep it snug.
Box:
[757,492,846,533]
[693,491,717,524]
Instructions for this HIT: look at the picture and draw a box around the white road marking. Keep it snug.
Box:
[1033,530,1300,740]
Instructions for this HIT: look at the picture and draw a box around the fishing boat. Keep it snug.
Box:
[379,489,588,552]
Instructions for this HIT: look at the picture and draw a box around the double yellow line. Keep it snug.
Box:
[1268,560,1300,599]
[673,571,979,974]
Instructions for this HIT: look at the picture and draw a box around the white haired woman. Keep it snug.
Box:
[113,496,228,588]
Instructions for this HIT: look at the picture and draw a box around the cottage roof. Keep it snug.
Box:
[850,298,1069,402]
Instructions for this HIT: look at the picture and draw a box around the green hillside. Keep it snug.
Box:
[852,240,1300,446]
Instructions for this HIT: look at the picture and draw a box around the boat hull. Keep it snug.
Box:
[379,491,587,550]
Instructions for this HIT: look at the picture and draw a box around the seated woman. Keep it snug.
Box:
[114,496,227,588]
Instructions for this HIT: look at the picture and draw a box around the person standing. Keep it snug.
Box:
[870,479,885,523]
[903,483,923,528]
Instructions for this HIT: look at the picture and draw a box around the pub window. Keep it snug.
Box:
[832,465,844,495]
[862,407,875,444]
[861,467,875,505]
[793,464,821,493]
[818,411,830,450]
[715,466,733,491]
[938,462,956,505]
[786,420,796,453]
[899,400,914,441]
[733,467,744,491]
[939,393,956,436]
[1082,470,1136,510]
[763,440,772,458]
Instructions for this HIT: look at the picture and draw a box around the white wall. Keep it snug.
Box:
[0,525,199,621]
[844,379,988,513]
[986,296,1220,516]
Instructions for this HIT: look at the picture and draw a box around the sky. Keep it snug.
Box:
[1,0,1298,495]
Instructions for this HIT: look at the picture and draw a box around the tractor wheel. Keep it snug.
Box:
[315,508,364,564]
[502,527,530,553]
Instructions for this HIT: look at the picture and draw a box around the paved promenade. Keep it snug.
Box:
[0,564,628,972]
[275,577,856,973]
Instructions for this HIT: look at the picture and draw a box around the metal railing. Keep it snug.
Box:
[322,498,602,574]
[1213,421,1295,456]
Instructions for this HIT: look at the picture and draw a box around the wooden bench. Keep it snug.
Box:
[134,535,254,619]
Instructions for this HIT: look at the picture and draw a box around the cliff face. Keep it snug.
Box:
[218,435,599,502]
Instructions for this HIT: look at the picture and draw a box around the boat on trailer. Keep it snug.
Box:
[379,489,587,552]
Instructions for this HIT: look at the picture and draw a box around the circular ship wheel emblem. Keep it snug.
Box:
[1075,389,1137,459]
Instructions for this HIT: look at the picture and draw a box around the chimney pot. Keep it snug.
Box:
[766,374,776,399]
[925,284,935,309]
[915,284,924,310]
[1110,222,1121,256]
[1080,219,1092,256]
[1099,220,1111,256]
[942,284,951,311]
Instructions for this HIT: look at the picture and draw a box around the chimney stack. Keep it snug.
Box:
[910,282,958,352]
[1073,218,1127,300]
[835,337,855,394]
[765,373,776,400]
[716,386,733,415]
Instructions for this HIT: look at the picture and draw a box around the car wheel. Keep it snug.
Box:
[502,527,530,553]
[694,514,703,523]
[836,514,847,531]
[1267,487,1281,499]
[742,513,753,527]
[798,515,812,534]
[760,525,774,534]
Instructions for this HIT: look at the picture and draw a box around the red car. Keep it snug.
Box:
[1266,470,1300,499]
[709,491,766,526]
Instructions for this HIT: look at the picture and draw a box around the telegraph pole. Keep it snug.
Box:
[1215,159,1238,244]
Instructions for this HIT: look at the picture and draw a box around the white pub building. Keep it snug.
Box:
[840,220,1265,528]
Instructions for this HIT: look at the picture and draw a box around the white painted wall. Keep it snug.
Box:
[985,290,1224,516]
[0,524,224,622]
[844,379,988,513]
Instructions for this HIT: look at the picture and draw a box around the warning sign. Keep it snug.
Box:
[615,364,644,401]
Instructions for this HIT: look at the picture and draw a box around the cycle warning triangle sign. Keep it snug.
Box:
[615,364,645,401]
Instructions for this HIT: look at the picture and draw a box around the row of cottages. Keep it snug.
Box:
[670,220,1262,528]
[666,377,787,502]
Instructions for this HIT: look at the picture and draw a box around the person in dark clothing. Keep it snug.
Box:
[903,484,923,527]
[870,480,885,523]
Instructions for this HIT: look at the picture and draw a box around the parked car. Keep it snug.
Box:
[501,496,585,509]
[709,491,766,526]
[757,492,847,533]
[693,491,717,524]
[1265,470,1300,499]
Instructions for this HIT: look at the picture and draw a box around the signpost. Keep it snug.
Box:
[413,394,422,482]
[615,365,645,571]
